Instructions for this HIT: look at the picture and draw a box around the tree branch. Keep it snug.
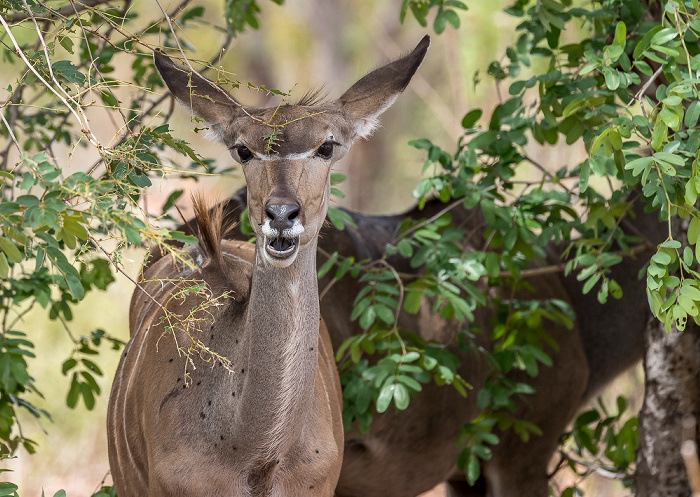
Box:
[8,0,117,23]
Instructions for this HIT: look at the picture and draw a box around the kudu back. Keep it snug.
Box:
[107,37,430,496]
[148,184,662,497]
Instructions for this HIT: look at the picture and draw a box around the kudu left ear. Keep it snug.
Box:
[153,51,246,132]
[338,35,430,140]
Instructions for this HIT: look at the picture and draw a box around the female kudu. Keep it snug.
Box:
[107,37,429,496]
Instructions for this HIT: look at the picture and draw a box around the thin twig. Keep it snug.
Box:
[8,0,115,22]
[69,0,130,129]
[395,199,464,241]
[21,0,57,83]
[0,13,107,153]
[89,234,166,313]
[0,111,22,157]
[154,0,194,71]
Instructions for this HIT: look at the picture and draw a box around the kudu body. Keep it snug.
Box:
[150,185,663,497]
[107,37,430,496]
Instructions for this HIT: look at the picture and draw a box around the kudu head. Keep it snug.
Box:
[153,36,430,268]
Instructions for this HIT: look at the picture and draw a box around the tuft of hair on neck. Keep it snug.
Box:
[191,193,238,273]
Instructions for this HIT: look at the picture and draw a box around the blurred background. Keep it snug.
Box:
[1,0,640,495]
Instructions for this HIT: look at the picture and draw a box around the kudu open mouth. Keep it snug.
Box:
[265,234,299,259]
[262,204,304,264]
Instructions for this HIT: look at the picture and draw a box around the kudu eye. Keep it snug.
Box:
[236,145,253,163]
[315,141,334,160]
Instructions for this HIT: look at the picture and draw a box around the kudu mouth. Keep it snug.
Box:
[261,207,304,266]
[265,235,299,259]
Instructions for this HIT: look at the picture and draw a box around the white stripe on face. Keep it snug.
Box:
[243,134,336,162]
[253,150,315,161]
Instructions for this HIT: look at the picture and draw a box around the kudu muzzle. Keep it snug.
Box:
[262,201,304,265]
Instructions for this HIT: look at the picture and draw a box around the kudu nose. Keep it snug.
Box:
[265,204,300,233]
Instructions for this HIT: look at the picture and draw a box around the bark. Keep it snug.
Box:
[636,311,700,495]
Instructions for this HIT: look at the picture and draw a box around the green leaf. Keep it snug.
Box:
[409,138,433,150]
[335,257,353,280]
[443,9,460,29]
[0,253,8,279]
[660,239,681,249]
[64,218,89,241]
[169,231,198,245]
[624,156,653,175]
[402,351,421,362]
[375,304,395,325]
[0,236,23,263]
[62,358,77,375]
[609,279,623,299]
[462,109,482,128]
[404,290,422,314]
[651,27,678,45]
[359,306,376,330]
[466,451,480,484]
[393,383,410,410]
[614,21,626,46]
[376,383,395,413]
[397,239,413,258]
[66,375,80,408]
[434,9,447,34]
[52,60,86,86]
[162,190,184,212]
[0,483,19,496]
[397,374,422,392]
[684,246,695,267]
[82,358,103,376]
[327,207,356,230]
[652,251,672,265]
[604,69,620,91]
[582,273,601,294]
[651,122,668,151]
[686,100,700,128]
[81,382,96,410]
[658,108,680,130]
[318,252,338,279]
[689,216,700,244]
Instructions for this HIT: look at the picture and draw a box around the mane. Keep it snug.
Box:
[294,86,328,106]
[191,194,237,273]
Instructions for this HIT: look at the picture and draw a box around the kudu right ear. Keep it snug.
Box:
[338,35,430,140]
[153,51,244,131]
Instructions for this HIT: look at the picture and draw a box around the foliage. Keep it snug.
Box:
[0,0,695,494]
[330,0,698,491]
[0,0,282,493]
[557,397,638,495]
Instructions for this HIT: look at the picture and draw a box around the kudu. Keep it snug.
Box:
[107,36,430,496]
[149,182,663,497]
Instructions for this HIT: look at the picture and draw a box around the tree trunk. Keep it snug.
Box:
[636,313,700,495]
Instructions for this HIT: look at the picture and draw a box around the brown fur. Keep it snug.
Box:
[109,37,430,497]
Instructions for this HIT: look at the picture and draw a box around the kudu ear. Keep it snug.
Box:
[338,35,430,139]
[153,51,243,130]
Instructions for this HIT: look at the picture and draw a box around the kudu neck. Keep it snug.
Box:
[236,238,321,461]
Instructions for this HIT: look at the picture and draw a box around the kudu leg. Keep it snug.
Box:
[478,332,588,497]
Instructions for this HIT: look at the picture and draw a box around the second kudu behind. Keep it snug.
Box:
[106,37,430,496]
